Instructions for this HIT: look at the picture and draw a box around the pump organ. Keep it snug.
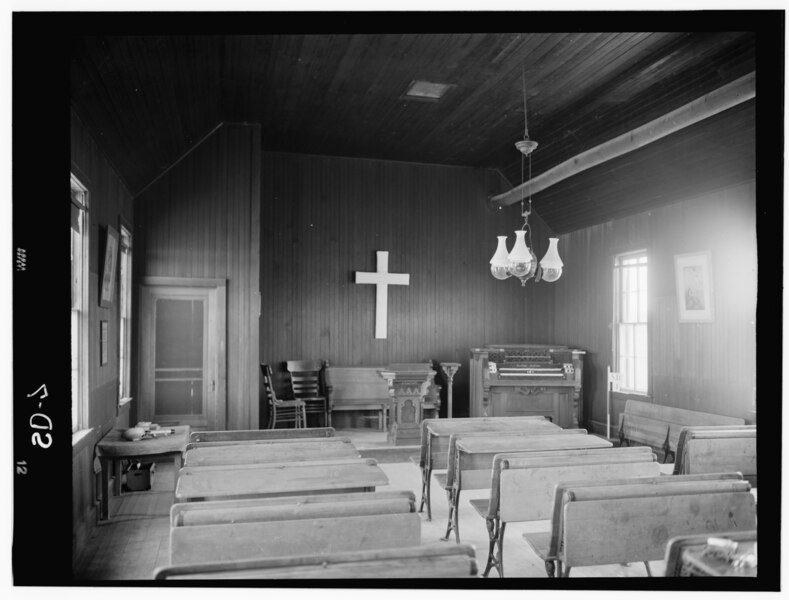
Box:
[469,344,585,428]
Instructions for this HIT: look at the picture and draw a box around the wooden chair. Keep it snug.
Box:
[261,363,306,429]
[287,360,329,427]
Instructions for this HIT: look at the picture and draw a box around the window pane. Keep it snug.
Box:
[614,251,648,393]
[155,299,204,369]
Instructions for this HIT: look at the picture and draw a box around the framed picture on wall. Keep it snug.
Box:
[674,251,714,322]
[100,225,119,308]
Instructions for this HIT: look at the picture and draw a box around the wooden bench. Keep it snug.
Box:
[186,433,342,451]
[444,430,612,542]
[522,473,756,577]
[189,427,334,444]
[154,544,479,579]
[183,438,360,467]
[171,490,416,526]
[325,366,392,430]
[618,399,745,461]
[664,529,758,577]
[325,366,440,431]
[168,495,421,565]
[470,446,659,576]
[417,417,558,520]
[175,458,388,502]
[672,425,756,486]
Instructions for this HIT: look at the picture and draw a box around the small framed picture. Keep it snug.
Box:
[100,225,119,308]
[100,320,109,366]
[674,251,714,322]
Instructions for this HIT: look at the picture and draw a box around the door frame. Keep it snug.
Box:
[138,277,227,430]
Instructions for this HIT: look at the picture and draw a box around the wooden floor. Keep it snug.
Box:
[73,428,665,581]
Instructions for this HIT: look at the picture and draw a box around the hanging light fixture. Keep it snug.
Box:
[489,66,563,286]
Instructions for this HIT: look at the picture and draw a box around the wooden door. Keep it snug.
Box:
[139,279,226,429]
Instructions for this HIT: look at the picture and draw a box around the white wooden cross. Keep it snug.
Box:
[355,251,410,339]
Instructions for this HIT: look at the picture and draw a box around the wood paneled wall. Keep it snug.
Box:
[260,151,550,424]
[70,108,135,560]
[135,123,261,430]
[530,181,757,431]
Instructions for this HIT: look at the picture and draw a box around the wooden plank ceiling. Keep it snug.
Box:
[71,32,756,233]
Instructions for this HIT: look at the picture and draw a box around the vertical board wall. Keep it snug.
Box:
[134,123,261,430]
[529,181,757,429]
[70,108,135,561]
[259,151,551,423]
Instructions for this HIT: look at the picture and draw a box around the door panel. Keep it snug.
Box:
[140,281,226,429]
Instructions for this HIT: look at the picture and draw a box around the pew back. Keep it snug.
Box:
[183,438,359,467]
[425,419,560,471]
[662,410,746,454]
[449,431,609,492]
[171,490,416,527]
[170,511,421,565]
[560,482,756,568]
[672,426,756,485]
[495,448,661,522]
[175,458,388,502]
[189,427,334,443]
[418,417,553,466]
[155,544,479,579]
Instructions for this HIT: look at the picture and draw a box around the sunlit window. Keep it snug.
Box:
[119,226,133,402]
[613,251,648,394]
[71,175,89,432]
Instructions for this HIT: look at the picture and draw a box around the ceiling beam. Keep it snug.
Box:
[488,71,756,208]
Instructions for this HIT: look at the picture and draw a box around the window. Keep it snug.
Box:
[613,250,648,394]
[118,225,133,402]
[71,174,89,432]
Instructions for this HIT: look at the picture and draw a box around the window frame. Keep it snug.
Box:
[612,249,649,396]
[118,223,133,404]
[71,174,90,434]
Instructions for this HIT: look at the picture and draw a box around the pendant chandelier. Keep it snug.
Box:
[490,68,563,287]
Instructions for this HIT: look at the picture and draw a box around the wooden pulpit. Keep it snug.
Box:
[378,363,436,446]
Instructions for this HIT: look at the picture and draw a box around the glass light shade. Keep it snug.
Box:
[539,237,563,282]
[508,230,534,278]
[489,236,512,280]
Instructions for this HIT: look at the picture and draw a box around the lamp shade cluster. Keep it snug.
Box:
[490,233,563,285]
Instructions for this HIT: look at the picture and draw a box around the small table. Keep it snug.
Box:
[96,425,190,521]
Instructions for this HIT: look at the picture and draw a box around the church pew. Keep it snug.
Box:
[171,492,415,529]
[664,529,758,577]
[522,473,756,577]
[171,490,416,526]
[183,438,359,467]
[443,430,611,542]
[155,544,479,579]
[618,400,745,462]
[470,446,659,577]
[189,427,334,444]
[168,496,421,565]
[175,458,388,502]
[661,410,746,461]
[417,417,559,519]
[186,433,343,451]
[672,425,756,486]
